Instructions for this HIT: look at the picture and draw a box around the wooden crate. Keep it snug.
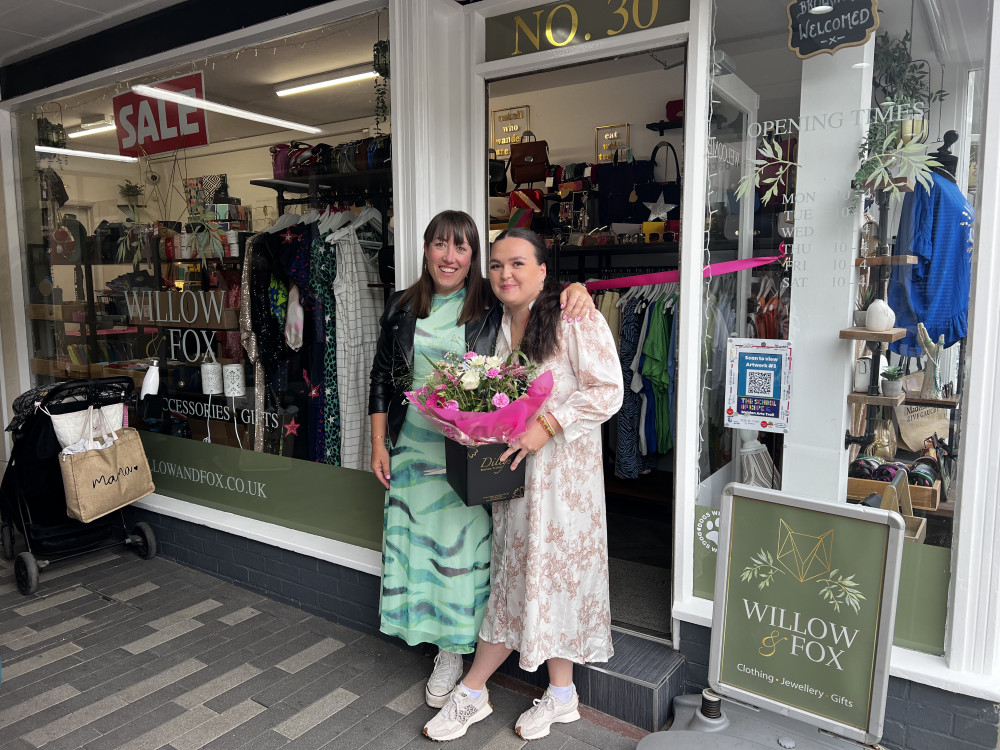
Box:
[847,476,941,512]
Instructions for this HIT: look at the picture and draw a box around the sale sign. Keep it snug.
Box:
[114,72,210,157]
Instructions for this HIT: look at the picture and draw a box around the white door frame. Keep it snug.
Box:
[462,0,711,652]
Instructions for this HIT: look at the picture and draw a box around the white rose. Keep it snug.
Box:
[460,370,480,390]
[485,356,503,369]
[471,355,487,367]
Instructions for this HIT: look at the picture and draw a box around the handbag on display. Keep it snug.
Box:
[508,189,544,228]
[634,141,682,223]
[59,407,155,523]
[488,149,508,196]
[563,162,589,181]
[339,141,360,174]
[371,134,391,168]
[595,148,653,226]
[270,144,291,179]
[310,143,334,175]
[287,141,316,177]
[509,131,549,185]
[49,225,77,265]
[165,365,202,393]
[354,138,373,171]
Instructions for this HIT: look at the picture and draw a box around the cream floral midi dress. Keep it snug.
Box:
[479,311,624,671]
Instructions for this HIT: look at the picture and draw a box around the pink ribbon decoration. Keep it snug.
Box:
[580,251,787,292]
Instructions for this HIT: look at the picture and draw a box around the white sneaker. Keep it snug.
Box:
[423,685,493,741]
[425,650,465,708]
[515,686,582,740]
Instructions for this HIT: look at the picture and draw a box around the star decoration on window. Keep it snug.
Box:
[642,191,677,222]
[283,417,301,437]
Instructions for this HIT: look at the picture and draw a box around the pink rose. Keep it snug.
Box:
[486,368,501,379]
[463,351,478,360]
[444,400,460,411]
[491,393,510,408]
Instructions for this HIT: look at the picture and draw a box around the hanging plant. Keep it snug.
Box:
[118,179,145,205]
[373,40,390,136]
[872,31,947,107]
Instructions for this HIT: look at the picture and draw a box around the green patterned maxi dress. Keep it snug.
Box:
[379,288,492,654]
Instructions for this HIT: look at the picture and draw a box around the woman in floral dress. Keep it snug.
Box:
[424,228,624,742]
[369,213,596,710]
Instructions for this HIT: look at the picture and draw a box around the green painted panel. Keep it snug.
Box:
[140,432,385,551]
[893,543,949,655]
[691,510,949,655]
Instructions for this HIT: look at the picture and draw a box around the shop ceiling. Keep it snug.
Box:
[31,13,387,148]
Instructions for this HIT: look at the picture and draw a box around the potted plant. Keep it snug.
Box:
[118,179,144,204]
[855,286,876,327]
[881,365,905,397]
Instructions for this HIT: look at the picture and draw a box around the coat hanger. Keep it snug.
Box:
[267,211,300,233]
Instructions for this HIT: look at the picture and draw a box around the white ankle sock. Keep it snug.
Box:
[549,683,574,703]
[460,682,483,701]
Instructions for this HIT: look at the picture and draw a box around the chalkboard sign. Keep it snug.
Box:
[787,0,879,60]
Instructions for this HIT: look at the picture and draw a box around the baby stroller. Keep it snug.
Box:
[1,377,157,595]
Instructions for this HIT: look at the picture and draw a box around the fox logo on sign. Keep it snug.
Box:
[114,72,210,157]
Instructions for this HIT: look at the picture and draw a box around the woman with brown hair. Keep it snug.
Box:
[368,212,594,709]
[423,227,623,741]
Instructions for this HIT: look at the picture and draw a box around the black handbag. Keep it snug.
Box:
[595,148,654,225]
[165,365,202,393]
[634,141,682,222]
[488,149,508,196]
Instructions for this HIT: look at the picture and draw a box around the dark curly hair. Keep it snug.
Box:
[491,228,562,363]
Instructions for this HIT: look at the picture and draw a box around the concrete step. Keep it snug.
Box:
[492,629,686,731]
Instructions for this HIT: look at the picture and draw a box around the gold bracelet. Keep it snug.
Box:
[536,414,555,438]
[371,434,386,442]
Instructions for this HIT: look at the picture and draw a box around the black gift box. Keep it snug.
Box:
[444,439,526,506]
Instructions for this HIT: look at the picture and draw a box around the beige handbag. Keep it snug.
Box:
[60,408,155,523]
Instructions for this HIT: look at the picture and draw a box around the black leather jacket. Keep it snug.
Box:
[368,291,503,444]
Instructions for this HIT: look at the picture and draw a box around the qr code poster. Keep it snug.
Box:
[724,338,792,433]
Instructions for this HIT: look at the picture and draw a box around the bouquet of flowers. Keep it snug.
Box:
[406,350,553,446]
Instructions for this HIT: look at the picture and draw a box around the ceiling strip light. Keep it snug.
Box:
[68,123,118,139]
[35,145,138,163]
[131,84,322,134]
[276,70,377,97]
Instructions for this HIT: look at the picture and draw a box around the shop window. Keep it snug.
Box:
[14,12,394,547]
[692,0,990,655]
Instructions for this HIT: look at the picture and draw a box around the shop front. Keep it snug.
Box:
[1,0,999,744]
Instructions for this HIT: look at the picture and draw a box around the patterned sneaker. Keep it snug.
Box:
[425,650,465,708]
[423,685,493,741]
[515,687,582,740]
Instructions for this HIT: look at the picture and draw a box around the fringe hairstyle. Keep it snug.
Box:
[492,228,562,363]
[399,210,492,325]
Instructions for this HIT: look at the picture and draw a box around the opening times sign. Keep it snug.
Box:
[710,486,904,744]
[725,338,792,433]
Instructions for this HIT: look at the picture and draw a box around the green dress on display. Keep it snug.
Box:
[379,288,492,654]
